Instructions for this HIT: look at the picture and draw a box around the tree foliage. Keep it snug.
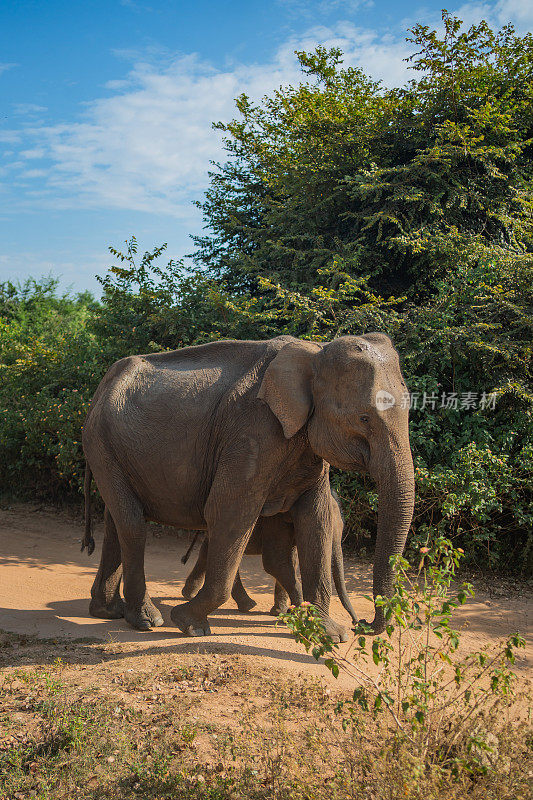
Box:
[193,12,532,296]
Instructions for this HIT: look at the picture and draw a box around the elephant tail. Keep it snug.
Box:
[181,531,202,564]
[332,532,358,627]
[81,462,95,556]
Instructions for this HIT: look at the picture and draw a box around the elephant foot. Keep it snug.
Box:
[170,602,211,637]
[89,595,125,620]
[269,603,288,617]
[356,617,385,635]
[124,598,164,631]
[235,597,257,613]
[320,616,349,644]
[182,579,203,600]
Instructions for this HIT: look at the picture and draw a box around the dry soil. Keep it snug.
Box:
[0,505,531,688]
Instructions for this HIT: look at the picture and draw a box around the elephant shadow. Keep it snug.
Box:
[0,594,329,670]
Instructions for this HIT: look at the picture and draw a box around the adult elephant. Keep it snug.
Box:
[182,489,359,627]
[82,334,414,641]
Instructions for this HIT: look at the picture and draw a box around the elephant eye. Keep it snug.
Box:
[359,414,370,424]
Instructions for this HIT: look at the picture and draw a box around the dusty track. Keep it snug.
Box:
[0,506,531,686]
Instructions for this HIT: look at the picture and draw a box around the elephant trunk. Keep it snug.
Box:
[368,441,415,633]
[331,531,358,627]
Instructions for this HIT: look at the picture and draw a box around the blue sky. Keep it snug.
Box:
[1,0,531,295]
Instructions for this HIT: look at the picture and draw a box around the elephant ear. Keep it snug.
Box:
[258,341,321,439]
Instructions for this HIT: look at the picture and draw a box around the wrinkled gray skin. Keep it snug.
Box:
[82,334,414,642]
[183,489,359,626]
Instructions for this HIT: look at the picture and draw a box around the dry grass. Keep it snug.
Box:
[0,630,531,800]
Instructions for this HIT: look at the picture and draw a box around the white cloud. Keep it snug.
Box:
[441,1,533,32]
[495,0,533,29]
[0,251,105,293]
[19,52,302,218]
[21,169,48,179]
[9,25,412,217]
[6,3,531,220]
[0,131,21,144]
[278,0,374,14]
[0,62,17,76]
[401,1,533,37]
[20,148,46,159]
[12,103,47,116]
[119,0,153,11]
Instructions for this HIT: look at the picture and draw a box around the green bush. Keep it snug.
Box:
[0,278,103,498]
[280,539,527,781]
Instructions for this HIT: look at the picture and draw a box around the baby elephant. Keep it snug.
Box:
[182,491,358,626]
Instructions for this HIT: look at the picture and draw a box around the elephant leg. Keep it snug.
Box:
[182,537,207,599]
[94,467,163,632]
[183,537,256,611]
[231,569,257,612]
[89,507,124,619]
[171,477,262,636]
[290,480,348,643]
[271,582,291,616]
[259,514,303,615]
[171,523,257,635]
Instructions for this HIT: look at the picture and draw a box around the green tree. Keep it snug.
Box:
[193,12,532,297]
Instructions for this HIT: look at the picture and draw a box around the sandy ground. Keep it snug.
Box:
[0,506,531,687]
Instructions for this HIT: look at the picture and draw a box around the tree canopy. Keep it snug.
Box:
[193,12,532,297]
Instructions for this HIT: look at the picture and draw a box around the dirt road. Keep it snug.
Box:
[0,506,530,685]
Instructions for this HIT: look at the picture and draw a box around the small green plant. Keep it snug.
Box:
[178,723,197,744]
[281,538,526,775]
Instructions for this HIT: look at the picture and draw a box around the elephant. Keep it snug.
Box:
[181,489,359,627]
[82,333,414,642]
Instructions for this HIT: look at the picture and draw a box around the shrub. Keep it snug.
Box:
[280,538,527,783]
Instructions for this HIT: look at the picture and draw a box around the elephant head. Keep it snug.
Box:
[258,333,415,634]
